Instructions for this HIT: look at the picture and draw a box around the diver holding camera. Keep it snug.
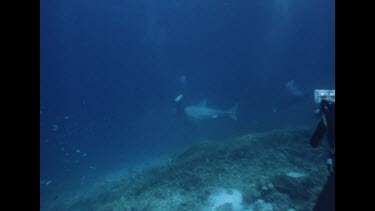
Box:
[310,89,335,211]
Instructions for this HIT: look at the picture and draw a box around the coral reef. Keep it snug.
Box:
[42,128,328,211]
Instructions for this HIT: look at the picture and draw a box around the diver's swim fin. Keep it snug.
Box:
[310,120,327,148]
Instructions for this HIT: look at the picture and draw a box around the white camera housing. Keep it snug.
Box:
[314,89,335,104]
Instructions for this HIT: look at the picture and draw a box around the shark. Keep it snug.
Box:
[184,99,238,120]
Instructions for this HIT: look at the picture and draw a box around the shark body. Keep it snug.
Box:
[184,99,238,120]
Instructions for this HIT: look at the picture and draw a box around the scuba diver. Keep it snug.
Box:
[173,93,185,118]
[172,93,197,142]
[171,74,196,140]
[172,74,187,117]
[310,89,335,211]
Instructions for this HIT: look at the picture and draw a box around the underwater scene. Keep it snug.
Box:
[40,0,335,210]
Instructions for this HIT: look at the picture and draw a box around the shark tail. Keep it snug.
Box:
[228,103,239,120]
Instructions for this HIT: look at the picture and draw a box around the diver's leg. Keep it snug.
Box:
[313,174,335,211]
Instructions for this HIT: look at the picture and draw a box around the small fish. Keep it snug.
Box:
[40,180,52,186]
[51,124,59,131]
[64,115,72,120]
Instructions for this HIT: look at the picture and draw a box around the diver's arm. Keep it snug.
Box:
[321,113,328,127]
[310,119,327,148]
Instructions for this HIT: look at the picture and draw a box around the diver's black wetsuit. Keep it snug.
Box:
[310,99,335,211]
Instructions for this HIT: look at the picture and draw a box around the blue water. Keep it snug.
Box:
[40,0,334,191]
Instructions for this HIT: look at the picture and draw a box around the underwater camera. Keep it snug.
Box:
[314,89,335,104]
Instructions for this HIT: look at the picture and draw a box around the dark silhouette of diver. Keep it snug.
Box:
[310,98,335,211]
